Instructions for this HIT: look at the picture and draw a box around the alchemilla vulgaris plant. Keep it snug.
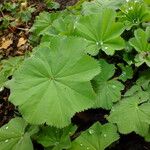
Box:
[0,0,150,149]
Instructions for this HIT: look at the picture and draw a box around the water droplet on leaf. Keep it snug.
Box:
[112,85,116,89]
[5,126,8,130]
[104,134,107,137]
[96,42,99,45]
[5,139,9,143]
[89,129,95,134]
[80,143,83,146]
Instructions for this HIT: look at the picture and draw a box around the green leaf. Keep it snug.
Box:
[74,8,125,55]
[82,0,126,15]
[30,12,61,36]
[92,60,124,109]
[108,90,150,136]
[118,63,133,82]
[36,124,76,150]
[51,15,76,36]
[8,37,100,128]
[129,27,150,67]
[0,56,23,89]
[17,6,35,23]
[82,1,102,15]
[0,117,38,150]
[70,122,119,150]
[136,70,150,91]
[119,1,150,29]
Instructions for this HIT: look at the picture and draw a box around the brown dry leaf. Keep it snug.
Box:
[0,39,13,49]
[17,37,27,47]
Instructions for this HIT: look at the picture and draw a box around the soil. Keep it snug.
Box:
[0,0,150,150]
[0,88,15,127]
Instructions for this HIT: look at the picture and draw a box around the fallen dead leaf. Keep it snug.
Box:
[17,37,27,47]
[0,39,13,49]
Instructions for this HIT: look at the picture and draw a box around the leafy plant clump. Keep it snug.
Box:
[0,0,150,150]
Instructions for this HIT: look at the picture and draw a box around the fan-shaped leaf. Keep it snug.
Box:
[108,90,150,136]
[8,37,100,128]
[74,9,125,55]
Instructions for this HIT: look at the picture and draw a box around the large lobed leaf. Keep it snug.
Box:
[108,86,150,137]
[8,37,100,128]
[74,8,125,56]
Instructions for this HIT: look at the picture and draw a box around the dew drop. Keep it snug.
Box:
[100,42,103,45]
[122,72,126,76]
[96,42,99,45]
[5,139,9,143]
[80,143,83,146]
[112,85,116,89]
[87,147,90,150]
[5,126,8,130]
[129,7,133,10]
[104,134,107,137]
[89,129,95,134]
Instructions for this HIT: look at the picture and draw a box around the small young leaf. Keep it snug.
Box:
[118,63,133,82]
[70,122,119,150]
[30,12,61,36]
[8,37,100,128]
[129,27,150,67]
